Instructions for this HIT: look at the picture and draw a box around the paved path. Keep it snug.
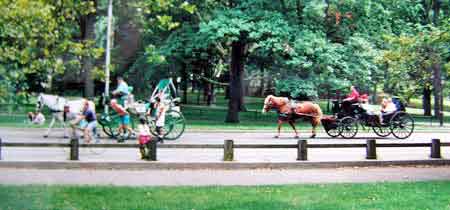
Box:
[1,128,449,144]
[1,128,449,162]
[1,128,450,186]
[1,166,449,186]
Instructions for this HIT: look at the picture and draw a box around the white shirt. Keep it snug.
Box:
[383,102,397,113]
[137,124,150,136]
[155,102,167,127]
[32,113,46,125]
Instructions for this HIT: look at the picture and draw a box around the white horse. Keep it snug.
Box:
[36,93,95,138]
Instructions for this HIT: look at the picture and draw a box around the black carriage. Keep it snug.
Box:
[322,97,414,139]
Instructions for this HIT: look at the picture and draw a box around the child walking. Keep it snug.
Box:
[137,117,151,159]
[153,96,167,143]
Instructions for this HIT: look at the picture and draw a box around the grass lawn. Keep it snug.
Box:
[1,93,449,131]
[1,181,449,210]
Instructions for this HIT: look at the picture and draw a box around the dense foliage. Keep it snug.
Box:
[0,0,102,103]
[1,0,449,122]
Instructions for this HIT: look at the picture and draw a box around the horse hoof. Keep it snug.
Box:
[294,136,299,139]
[273,136,279,139]
[43,135,48,138]
[310,134,316,138]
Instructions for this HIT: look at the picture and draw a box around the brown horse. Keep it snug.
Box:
[262,95,323,138]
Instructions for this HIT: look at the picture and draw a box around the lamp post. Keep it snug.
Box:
[104,0,113,112]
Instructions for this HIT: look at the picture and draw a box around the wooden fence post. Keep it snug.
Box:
[0,137,2,160]
[430,139,441,159]
[223,140,234,161]
[366,139,377,160]
[297,140,307,161]
[70,137,79,160]
[147,138,158,161]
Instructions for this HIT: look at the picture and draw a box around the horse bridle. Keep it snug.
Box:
[263,97,274,111]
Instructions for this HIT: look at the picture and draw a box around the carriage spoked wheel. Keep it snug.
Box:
[148,110,186,141]
[389,111,414,139]
[372,124,391,137]
[339,117,358,139]
[325,119,342,138]
[162,110,186,140]
[99,113,131,141]
[99,113,119,138]
[325,127,342,138]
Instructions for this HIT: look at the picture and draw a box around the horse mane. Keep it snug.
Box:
[264,95,290,108]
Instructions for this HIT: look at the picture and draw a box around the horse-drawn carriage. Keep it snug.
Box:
[98,78,186,141]
[322,98,414,139]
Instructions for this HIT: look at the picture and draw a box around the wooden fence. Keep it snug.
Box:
[0,137,448,162]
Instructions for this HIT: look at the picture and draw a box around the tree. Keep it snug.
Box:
[0,0,101,103]
[199,2,291,122]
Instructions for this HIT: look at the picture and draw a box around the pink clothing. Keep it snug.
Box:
[139,135,151,145]
[138,124,152,145]
[345,89,360,102]
[111,102,127,116]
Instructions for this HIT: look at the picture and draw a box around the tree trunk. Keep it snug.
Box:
[196,83,201,105]
[383,63,389,93]
[211,84,216,105]
[432,0,443,126]
[423,86,432,116]
[432,63,443,125]
[181,62,188,104]
[326,88,330,112]
[82,12,96,98]
[280,0,287,13]
[421,0,431,24]
[432,0,441,25]
[225,40,246,123]
[372,83,377,104]
[296,0,304,24]
[259,65,265,97]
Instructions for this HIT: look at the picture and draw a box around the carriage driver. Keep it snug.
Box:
[112,76,129,106]
[342,85,360,114]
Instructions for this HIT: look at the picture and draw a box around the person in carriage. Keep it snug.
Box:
[112,76,130,107]
[359,94,374,114]
[341,85,360,114]
[380,97,398,124]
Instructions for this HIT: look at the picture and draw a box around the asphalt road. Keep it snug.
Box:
[1,128,450,186]
[1,166,450,186]
[0,128,449,162]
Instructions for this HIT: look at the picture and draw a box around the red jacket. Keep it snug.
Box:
[345,89,360,102]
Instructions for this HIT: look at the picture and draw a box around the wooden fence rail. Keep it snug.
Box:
[0,137,448,161]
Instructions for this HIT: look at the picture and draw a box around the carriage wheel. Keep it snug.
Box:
[99,113,119,138]
[148,119,159,137]
[325,120,342,138]
[147,110,186,140]
[390,112,414,139]
[162,110,186,140]
[99,113,131,140]
[339,117,358,139]
[372,125,391,137]
[325,127,341,138]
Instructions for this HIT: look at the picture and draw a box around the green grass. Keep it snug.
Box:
[409,98,450,112]
[1,181,450,210]
[1,93,449,131]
